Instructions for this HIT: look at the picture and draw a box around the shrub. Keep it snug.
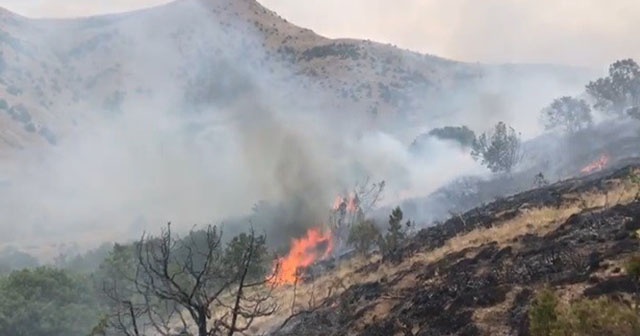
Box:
[553,297,640,335]
[529,287,640,336]
[529,287,559,336]
[377,207,412,263]
[625,254,640,282]
[347,219,381,256]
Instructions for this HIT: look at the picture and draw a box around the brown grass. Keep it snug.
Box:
[244,174,640,334]
[473,286,522,336]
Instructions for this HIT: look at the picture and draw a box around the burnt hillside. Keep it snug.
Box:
[400,119,640,225]
[269,161,640,336]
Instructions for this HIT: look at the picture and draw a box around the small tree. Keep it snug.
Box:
[378,207,412,263]
[347,219,381,256]
[540,96,593,133]
[586,58,640,116]
[625,255,640,313]
[471,122,522,174]
[533,172,549,188]
[222,232,269,283]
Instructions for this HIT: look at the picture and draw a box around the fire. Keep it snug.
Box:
[332,196,345,211]
[347,193,359,213]
[269,228,334,286]
[332,193,360,213]
[581,154,610,174]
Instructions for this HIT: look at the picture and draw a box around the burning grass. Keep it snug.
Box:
[269,228,334,286]
[236,168,640,334]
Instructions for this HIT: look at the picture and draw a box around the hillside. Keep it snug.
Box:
[2,1,640,335]
[260,161,640,335]
[0,0,592,156]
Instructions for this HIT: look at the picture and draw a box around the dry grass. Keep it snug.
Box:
[473,286,522,336]
[243,174,640,334]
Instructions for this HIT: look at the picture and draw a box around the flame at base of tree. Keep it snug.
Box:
[269,228,334,286]
[581,154,610,174]
[332,194,361,214]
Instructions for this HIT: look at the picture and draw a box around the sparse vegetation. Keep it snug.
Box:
[300,43,361,61]
[529,288,640,336]
[4,3,640,335]
[529,287,558,336]
[471,121,522,174]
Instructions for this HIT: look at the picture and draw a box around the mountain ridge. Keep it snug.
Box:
[0,0,594,156]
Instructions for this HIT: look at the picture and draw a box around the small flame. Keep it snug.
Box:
[332,194,360,213]
[269,228,334,286]
[581,154,610,174]
[332,196,345,211]
[347,193,359,213]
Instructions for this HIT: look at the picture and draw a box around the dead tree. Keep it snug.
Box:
[330,178,385,254]
[101,223,278,336]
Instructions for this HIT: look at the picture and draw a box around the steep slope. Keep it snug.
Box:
[0,0,591,156]
[264,162,640,335]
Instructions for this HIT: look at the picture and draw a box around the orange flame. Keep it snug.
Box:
[332,196,345,211]
[269,228,334,286]
[347,193,359,213]
[332,194,359,213]
[581,154,610,174]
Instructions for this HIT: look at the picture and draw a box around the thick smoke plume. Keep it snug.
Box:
[0,0,591,257]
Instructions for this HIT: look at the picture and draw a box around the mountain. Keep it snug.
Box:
[0,0,592,157]
[0,0,603,260]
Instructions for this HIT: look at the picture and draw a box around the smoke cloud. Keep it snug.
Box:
[0,0,593,257]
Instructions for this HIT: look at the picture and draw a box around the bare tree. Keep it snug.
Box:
[330,178,385,251]
[100,223,278,336]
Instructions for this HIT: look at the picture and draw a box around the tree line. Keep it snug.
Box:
[417,58,640,175]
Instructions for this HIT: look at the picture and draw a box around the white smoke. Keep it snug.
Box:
[0,0,591,256]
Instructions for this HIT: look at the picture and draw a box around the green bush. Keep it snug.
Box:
[223,232,269,282]
[0,267,101,336]
[529,288,559,336]
[347,219,381,256]
[625,254,640,282]
[529,288,640,336]
[553,297,640,335]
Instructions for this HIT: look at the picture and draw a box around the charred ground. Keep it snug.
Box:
[267,160,640,336]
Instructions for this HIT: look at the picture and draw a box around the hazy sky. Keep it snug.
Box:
[0,0,639,67]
